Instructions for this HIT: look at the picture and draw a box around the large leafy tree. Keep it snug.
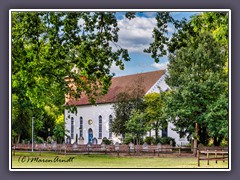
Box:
[12,12,131,108]
[12,12,131,142]
[166,33,227,152]
[145,12,228,154]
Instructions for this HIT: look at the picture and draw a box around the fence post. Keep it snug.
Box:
[197,150,200,167]
[215,150,217,164]
[207,150,209,165]
[13,145,16,156]
[39,148,42,156]
[222,150,225,162]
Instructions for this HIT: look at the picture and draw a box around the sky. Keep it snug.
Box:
[110,11,200,77]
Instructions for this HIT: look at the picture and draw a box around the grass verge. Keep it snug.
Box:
[11,151,229,169]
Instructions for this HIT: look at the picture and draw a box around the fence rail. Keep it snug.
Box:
[197,150,229,167]
[12,143,228,162]
[12,143,193,156]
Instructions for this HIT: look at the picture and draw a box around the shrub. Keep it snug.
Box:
[102,138,112,145]
[144,136,155,145]
[124,134,144,145]
[220,139,228,147]
[36,136,44,144]
[123,134,134,144]
[155,137,176,147]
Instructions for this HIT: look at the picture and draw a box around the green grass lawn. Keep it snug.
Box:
[11,151,229,169]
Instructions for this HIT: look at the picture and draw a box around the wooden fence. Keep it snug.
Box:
[197,149,228,167]
[12,143,192,156]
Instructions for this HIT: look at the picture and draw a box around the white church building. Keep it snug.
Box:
[64,70,188,145]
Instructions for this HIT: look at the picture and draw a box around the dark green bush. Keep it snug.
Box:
[155,137,176,147]
[144,136,155,145]
[36,136,44,144]
[102,138,112,145]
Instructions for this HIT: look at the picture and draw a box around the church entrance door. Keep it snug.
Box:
[88,128,93,144]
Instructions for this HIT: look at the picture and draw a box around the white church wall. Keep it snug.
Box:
[146,73,169,94]
[65,103,121,144]
[65,103,188,146]
[167,122,189,146]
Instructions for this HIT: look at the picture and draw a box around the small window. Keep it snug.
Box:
[162,126,168,137]
[71,117,74,139]
[99,115,102,139]
[109,115,113,138]
[79,117,83,137]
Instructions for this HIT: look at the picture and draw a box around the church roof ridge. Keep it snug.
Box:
[65,69,166,106]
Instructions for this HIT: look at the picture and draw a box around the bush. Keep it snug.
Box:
[155,137,176,147]
[123,134,144,145]
[36,136,44,144]
[144,136,155,145]
[102,138,112,145]
[124,135,134,144]
[220,139,228,147]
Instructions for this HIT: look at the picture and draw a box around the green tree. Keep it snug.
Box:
[53,115,67,144]
[145,12,229,153]
[165,33,227,153]
[111,78,145,140]
[143,92,167,139]
[125,110,149,145]
[12,12,131,108]
[12,12,132,143]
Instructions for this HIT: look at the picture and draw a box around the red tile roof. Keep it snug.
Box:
[66,69,166,106]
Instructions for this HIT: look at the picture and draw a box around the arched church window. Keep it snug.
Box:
[99,115,102,139]
[79,117,83,137]
[71,117,74,139]
[109,115,113,138]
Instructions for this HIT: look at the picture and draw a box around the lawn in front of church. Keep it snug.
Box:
[11,151,228,169]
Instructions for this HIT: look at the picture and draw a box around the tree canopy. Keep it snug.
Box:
[11,12,132,142]
[145,12,229,149]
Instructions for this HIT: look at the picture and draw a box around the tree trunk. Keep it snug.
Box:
[17,134,21,144]
[193,123,198,156]
[214,136,223,146]
[155,127,159,140]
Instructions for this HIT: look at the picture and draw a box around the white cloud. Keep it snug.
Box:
[110,63,122,75]
[117,16,157,53]
[151,61,169,70]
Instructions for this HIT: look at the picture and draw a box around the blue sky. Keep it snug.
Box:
[110,11,200,77]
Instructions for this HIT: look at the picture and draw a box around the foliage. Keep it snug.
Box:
[111,78,145,139]
[125,110,149,145]
[155,137,176,147]
[53,114,67,143]
[165,33,228,146]
[12,12,133,143]
[36,136,45,144]
[102,138,112,145]
[143,92,168,139]
[11,130,18,143]
[144,136,155,145]
[146,12,228,147]
[145,12,228,65]
[12,12,131,109]
[123,134,134,144]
